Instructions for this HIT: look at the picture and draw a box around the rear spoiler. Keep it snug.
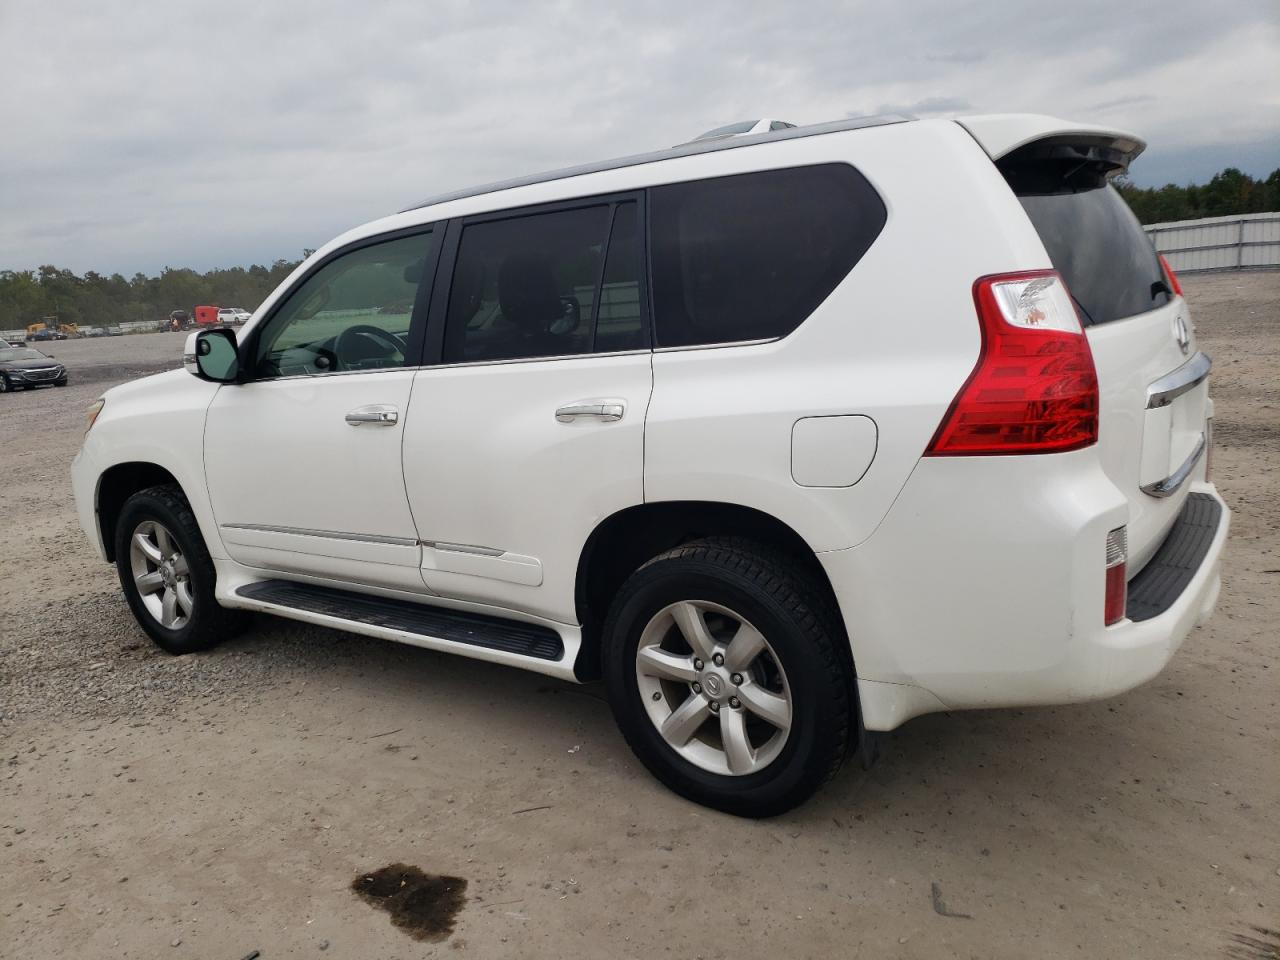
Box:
[958,114,1145,176]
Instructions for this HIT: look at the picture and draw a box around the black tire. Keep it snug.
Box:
[602,538,854,817]
[114,483,248,654]
[54,380,67,387]
[0,376,10,393]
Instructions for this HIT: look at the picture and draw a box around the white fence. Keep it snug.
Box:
[1145,212,1280,273]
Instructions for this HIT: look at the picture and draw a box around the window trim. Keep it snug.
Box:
[237,224,443,384]
[419,190,651,368]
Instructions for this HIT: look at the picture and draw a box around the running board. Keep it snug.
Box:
[235,580,564,661]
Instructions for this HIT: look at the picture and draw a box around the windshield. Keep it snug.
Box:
[0,348,46,362]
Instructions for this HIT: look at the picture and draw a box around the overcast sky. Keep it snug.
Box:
[2,0,1277,276]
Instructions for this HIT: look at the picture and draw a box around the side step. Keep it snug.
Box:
[1127,492,1223,622]
[235,580,564,661]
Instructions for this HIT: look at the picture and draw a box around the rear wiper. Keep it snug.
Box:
[1069,291,1096,327]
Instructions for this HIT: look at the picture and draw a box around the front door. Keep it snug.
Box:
[204,229,438,593]
[402,197,652,623]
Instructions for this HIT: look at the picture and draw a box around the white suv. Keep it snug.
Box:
[72,114,1229,815]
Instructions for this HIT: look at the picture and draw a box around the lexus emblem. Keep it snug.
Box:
[1174,314,1191,355]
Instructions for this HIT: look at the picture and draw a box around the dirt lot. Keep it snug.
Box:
[1,277,1277,959]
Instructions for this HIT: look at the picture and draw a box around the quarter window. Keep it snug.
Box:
[649,164,887,347]
[253,232,433,378]
[443,201,645,363]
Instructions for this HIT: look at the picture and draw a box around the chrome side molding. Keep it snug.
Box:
[420,540,506,557]
[1147,352,1211,409]
[220,523,418,547]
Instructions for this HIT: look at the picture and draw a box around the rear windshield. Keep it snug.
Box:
[1001,160,1171,326]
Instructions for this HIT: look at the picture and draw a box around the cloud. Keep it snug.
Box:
[867,96,972,117]
[1,0,1277,274]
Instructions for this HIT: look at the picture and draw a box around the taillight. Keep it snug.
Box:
[1158,254,1183,297]
[925,271,1099,456]
[1105,526,1128,626]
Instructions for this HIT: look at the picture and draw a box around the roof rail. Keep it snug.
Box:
[404,114,912,212]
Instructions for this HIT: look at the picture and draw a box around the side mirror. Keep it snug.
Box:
[184,329,240,383]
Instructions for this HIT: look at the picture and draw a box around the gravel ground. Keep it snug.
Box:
[1,276,1277,959]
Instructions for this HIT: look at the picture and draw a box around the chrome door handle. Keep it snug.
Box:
[555,399,626,423]
[345,404,399,426]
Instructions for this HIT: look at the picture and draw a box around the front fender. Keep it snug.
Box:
[72,370,225,562]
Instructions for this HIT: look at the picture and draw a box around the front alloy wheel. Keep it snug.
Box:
[114,483,247,654]
[129,520,195,629]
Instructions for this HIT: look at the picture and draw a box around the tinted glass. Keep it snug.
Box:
[443,205,613,363]
[649,164,887,347]
[254,232,432,377]
[594,202,645,353]
[1007,175,1170,325]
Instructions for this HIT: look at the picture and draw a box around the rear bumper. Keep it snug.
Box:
[820,447,1229,731]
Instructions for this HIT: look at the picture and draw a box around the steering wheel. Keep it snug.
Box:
[333,325,406,371]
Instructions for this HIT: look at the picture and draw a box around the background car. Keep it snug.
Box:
[106,326,124,336]
[0,345,68,391]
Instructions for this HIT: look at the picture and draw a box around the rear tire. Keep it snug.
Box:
[603,538,853,817]
[114,484,248,654]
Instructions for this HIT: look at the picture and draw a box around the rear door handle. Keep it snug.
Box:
[555,399,626,423]
[345,404,399,426]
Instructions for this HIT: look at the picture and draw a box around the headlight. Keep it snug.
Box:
[85,398,105,434]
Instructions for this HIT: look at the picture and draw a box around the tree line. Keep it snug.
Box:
[1116,167,1280,226]
[0,256,309,331]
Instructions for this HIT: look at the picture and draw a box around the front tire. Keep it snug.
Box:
[114,484,247,654]
[603,539,854,817]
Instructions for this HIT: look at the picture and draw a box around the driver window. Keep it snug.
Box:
[253,231,433,378]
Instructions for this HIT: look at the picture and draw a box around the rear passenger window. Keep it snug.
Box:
[649,164,886,347]
[443,201,645,363]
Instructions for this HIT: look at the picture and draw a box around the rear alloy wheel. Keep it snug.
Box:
[115,484,247,654]
[604,539,854,817]
[636,600,792,776]
[0,376,13,392]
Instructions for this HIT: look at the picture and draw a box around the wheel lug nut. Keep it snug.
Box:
[731,673,743,685]
[712,653,724,666]
[709,701,720,713]
[729,696,741,709]
[691,682,702,694]
[652,691,662,701]
[693,659,704,671]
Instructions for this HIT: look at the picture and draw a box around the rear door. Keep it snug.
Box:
[994,136,1209,571]
[401,194,652,624]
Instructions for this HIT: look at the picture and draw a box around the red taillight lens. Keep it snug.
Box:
[1158,254,1183,297]
[1104,526,1128,626]
[925,271,1099,456]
